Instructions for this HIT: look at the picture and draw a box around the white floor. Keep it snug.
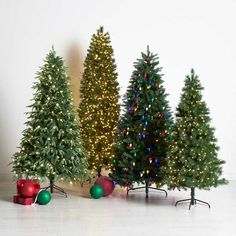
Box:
[0,181,235,236]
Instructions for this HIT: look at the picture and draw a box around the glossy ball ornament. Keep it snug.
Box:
[90,184,104,199]
[37,190,51,205]
[96,176,115,197]
[20,183,35,198]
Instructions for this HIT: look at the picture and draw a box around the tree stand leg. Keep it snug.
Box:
[175,187,210,210]
[145,181,148,199]
[97,167,102,177]
[127,181,168,198]
[43,179,68,198]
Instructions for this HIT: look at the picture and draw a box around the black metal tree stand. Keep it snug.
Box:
[43,178,67,198]
[175,187,210,210]
[127,181,168,199]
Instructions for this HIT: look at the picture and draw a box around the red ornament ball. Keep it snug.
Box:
[20,183,35,198]
[96,176,115,197]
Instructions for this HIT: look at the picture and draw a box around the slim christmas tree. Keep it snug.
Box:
[78,26,120,176]
[12,49,91,194]
[165,69,227,209]
[110,48,173,198]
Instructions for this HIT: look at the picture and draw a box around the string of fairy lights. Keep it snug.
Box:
[165,70,225,189]
[110,49,173,187]
[12,50,91,183]
[79,27,120,174]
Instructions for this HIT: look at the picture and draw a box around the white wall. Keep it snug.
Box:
[0,0,236,180]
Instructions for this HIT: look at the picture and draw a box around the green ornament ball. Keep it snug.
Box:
[90,184,104,199]
[37,190,51,205]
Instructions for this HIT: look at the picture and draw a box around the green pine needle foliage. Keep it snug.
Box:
[78,27,120,174]
[164,69,227,190]
[11,49,92,183]
[110,48,173,188]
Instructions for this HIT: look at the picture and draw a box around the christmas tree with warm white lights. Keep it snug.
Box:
[110,48,173,198]
[164,69,227,209]
[12,49,91,194]
[78,26,120,176]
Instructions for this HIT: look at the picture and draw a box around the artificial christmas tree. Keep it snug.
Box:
[12,48,91,196]
[110,47,173,198]
[78,26,120,175]
[164,69,227,209]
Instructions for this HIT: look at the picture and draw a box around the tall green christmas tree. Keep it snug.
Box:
[164,69,227,209]
[78,26,120,176]
[110,48,173,198]
[12,49,91,192]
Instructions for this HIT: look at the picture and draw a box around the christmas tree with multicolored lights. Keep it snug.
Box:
[11,49,91,189]
[78,27,120,176]
[164,69,227,209]
[110,48,173,191]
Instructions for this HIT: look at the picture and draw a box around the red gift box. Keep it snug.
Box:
[13,195,35,205]
[17,179,40,196]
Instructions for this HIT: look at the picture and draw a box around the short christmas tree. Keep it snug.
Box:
[110,48,173,198]
[12,49,91,194]
[78,26,120,176]
[165,69,227,209]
